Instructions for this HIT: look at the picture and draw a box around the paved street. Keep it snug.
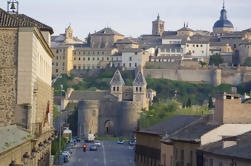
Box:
[64,140,135,166]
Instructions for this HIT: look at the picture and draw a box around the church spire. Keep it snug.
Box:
[223,0,225,9]
[157,13,160,20]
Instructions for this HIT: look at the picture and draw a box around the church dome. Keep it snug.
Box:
[213,4,234,29]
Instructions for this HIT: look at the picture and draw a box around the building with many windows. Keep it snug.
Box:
[0,6,54,166]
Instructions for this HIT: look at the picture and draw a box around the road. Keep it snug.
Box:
[64,140,135,166]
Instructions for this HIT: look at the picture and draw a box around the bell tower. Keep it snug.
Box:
[152,14,165,36]
[7,0,19,14]
[65,25,74,43]
[133,71,148,108]
[110,69,125,101]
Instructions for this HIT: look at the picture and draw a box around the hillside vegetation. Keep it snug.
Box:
[53,70,250,105]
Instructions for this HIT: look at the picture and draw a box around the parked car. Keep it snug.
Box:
[89,144,98,151]
[94,140,101,147]
[62,151,71,158]
[129,140,136,146]
[117,138,125,144]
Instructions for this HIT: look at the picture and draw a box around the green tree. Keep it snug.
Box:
[208,96,214,109]
[200,61,207,67]
[53,105,60,119]
[186,98,192,107]
[209,54,223,67]
[243,57,251,66]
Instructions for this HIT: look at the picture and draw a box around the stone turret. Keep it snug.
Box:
[110,69,125,101]
[65,25,73,43]
[133,71,148,109]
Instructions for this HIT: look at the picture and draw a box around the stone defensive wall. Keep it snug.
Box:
[144,67,251,86]
[119,101,142,136]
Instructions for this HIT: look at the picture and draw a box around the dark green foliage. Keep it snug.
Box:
[186,98,192,107]
[139,101,212,128]
[146,78,232,105]
[237,81,251,95]
[209,54,223,66]
[243,57,251,66]
[67,108,78,136]
[208,96,214,109]
[51,137,67,159]
[200,61,207,67]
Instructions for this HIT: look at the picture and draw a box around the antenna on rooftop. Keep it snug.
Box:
[7,0,19,14]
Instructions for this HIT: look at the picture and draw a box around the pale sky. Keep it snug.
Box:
[1,0,250,40]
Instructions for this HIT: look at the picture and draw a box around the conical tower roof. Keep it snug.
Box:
[133,71,147,86]
[110,69,125,85]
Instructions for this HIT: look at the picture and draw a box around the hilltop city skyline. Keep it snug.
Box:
[0,0,250,39]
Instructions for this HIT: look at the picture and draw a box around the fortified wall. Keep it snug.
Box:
[144,67,251,86]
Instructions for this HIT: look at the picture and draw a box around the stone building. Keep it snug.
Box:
[152,14,165,36]
[51,45,74,76]
[89,27,125,48]
[135,115,200,166]
[72,47,121,70]
[61,70,154,137]
[199,131,251,166]
[0,6,54,166]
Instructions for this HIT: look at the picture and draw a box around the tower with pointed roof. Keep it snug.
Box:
[152,14,165,36]
[65,25,74,43]
[133,71,148,108]
[213,1,234,34]
[110,69,125,101]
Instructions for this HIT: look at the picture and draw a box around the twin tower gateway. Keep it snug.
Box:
[62,70,155,137]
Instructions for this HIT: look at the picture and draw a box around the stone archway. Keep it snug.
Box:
[104,120,114,136]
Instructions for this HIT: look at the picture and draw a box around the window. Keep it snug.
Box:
[56,62,58,66]
[140,87,142,92]
[79,57,81,61]
[135,63,137,67]
[88,57,90,61]
[193,45,195,47]
[83,57,85,61]
[56,56,58,60]
[97,57,99,61]
[202,51,204,53]
[78,66,81,70]
[113,87,116,91]
[56,49,59,54]
[56,69,58,73]
[135,52,138,55]
[187,44,189,47]
[209,159,213,166]
[201,44,203,47]
[74,57,76,60]
[102,57,104,61]
[196,45,199,47]
[136,87,138,92]
[129,57,132,61]
[63,56,65,60]
[117,87,119,91]
[107,57,109,61]
[52,62,54,66]
[129,63,131,67]
[93,57,95,60]
[73,66,76,69]
[181,150,184,166]
[62,62,65,66]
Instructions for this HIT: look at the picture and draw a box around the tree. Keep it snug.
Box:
[186,98,192,107]
[208,96,214,109]
[209,54,223,67]
[200,61,207,68]
[243,57,251,66]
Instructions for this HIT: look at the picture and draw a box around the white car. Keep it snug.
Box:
[117,139,125,144]
[62,151,71,158]
[94,140,101,147]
